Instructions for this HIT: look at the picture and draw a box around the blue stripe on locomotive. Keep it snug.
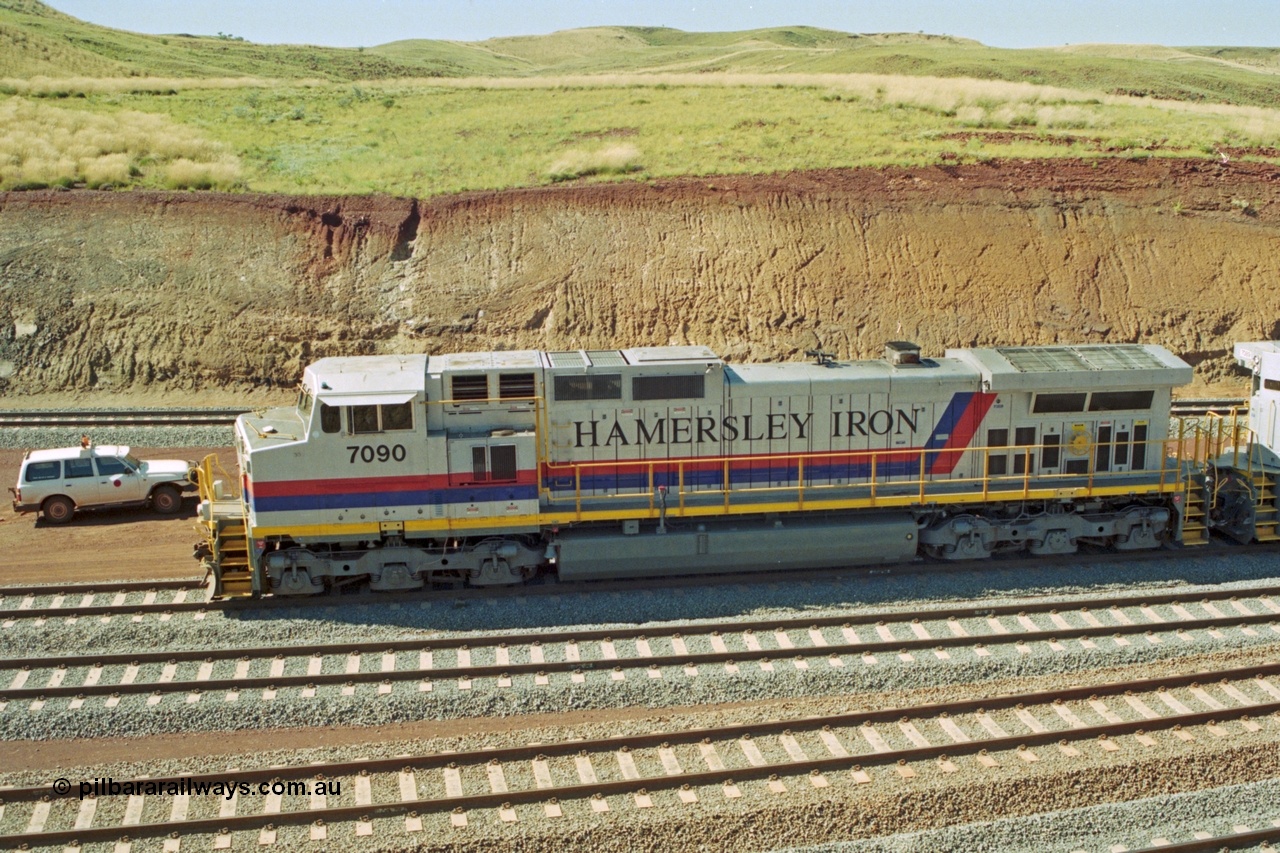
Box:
[252,484,539,514]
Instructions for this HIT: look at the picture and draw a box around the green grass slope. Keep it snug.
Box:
[2,1,1279,197]
[1,3,1277,108]
[0,0,458,79]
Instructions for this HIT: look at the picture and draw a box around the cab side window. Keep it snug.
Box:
[381,402,413,431]
[320,403,341,434]
[24,461,60,482]
[350,405,380,434]
[96,457,131,476]
[349,403,413,434]
[65,459,95,478]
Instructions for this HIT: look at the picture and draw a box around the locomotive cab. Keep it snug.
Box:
[1235,341,1280,469]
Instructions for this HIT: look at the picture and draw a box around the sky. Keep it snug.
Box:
[43,1,1280,50]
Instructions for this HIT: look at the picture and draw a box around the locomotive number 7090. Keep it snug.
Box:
[346,444,407,464]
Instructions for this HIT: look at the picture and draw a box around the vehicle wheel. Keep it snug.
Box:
[42,495,75,525]
[151,484,183,515]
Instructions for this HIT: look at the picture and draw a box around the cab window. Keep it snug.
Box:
[350,405,380,434]
[381,402,413,431]
[24,461,60,482]
[349,403,413,434]
[320,403,341,434]
[297,389,314,421]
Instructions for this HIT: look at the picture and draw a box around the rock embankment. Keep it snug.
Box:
[1,158,1277,398]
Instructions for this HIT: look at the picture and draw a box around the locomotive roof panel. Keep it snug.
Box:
[546,350,632,369]
[428,350,543,372]
[306,355,427,398]
[725,354,975,395]
[996,345,1169,373]
[621,346,722,364]
[948,344,1192,391]
[544,346,723,371]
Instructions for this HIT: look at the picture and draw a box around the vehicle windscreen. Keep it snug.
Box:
[97,456,137,476]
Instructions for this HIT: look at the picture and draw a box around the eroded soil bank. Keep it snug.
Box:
[1,158,1277,401]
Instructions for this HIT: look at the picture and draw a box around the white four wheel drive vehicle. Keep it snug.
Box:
[9,444,198,524]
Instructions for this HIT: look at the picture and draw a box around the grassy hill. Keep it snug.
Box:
[1,2,1278,107]
[0,0,455,79]
[1,1,1279,197]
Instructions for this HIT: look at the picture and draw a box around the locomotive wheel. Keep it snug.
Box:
[151,484,183,515]
[41,495,75,524]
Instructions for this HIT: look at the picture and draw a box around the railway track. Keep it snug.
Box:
[6,543,1278,625]
[1125,822,1280,852]
[1168,397,1248,417]
[0,408,246,428]
[0,580,211,625]
[2,662,1277,849]
[3,583,1278,705]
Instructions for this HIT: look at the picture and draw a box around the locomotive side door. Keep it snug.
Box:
[1036,421,1063,476]
[1095,417,1136,473]
[981,395,1014,483]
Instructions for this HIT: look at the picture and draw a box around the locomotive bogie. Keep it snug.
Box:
[917,501,1172,560]
[263,537,544,595]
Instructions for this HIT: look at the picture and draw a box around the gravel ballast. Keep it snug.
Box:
[783,777,1280,853]
[0,425,234,450]
[3,550,1280,740]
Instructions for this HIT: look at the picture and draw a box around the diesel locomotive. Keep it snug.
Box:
[192,338,1280,598]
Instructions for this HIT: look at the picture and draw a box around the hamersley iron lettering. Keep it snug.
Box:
[572,407,927,448]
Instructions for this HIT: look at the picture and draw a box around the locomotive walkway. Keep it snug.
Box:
[0,399,1246,429]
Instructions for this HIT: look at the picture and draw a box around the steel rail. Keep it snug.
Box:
[4,579,1278,672]
[1169,398,1248,417]
[4,542,1277,622]
[3,663,1278,847]
[3,661,1275,800]
[0,408,245,428]
[0,579,203,598]
[3,599,1277,701]
[1127,825,1280,853]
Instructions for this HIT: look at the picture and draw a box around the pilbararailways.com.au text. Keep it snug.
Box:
[64,778,340,800]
